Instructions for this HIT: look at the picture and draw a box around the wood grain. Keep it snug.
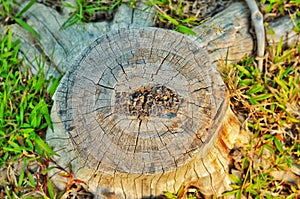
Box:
[49,27,244,198]
[55,27,226,175]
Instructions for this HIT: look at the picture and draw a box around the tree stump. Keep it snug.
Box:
[47,27,247,198]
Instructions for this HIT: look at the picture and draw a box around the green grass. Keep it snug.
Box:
[144,0,199,35]
[220,40,300,198]
[0,0,40,39]
[62,0,300,35]
[62,0,198,34]
[61,0,124,29]
[260,0,299,14]
[0,28,61,198]
[0,0,299,198]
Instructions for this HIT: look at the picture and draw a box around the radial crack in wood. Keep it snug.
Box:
[46,27,246,198]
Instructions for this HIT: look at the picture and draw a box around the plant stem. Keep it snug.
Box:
[245,0,265,72]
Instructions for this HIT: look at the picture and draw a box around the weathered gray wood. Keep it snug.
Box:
[267,15,300,48]
[193,2,254,65]
[193,2,299,66]
[9,1,155,77]
[8,1,298,78]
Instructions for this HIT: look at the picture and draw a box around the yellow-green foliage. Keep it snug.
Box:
[221,39,299,198]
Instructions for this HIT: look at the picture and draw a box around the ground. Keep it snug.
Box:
[0,0,299,198]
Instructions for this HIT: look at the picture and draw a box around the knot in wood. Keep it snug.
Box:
[114,85,183,119]
[56,27,226,175]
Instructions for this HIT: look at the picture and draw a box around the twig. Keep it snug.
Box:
[245,0,265,72]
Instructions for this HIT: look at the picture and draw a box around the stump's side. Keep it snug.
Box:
[48,98,244,198]
[76,103,241,199]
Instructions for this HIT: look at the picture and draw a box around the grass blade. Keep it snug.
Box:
[34,134,57,156]
[26,171,35,187]
[247,83,265,95]
[229,174,242,185]
[47,177,55,199]
[273,136,283,153]
[252,93,273,101]
[159,13,179,26]
[236,65,252,78]
[14,18,40,39]
[109,0,122,11]
[274,77,289,92]
[15,0,36,18]
[175,25,196,35]
[17,168,25,187]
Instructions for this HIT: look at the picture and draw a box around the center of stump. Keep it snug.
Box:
[114,85,183,119]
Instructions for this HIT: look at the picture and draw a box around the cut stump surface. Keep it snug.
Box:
[47,27,244,198]
[57,27,226,173]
